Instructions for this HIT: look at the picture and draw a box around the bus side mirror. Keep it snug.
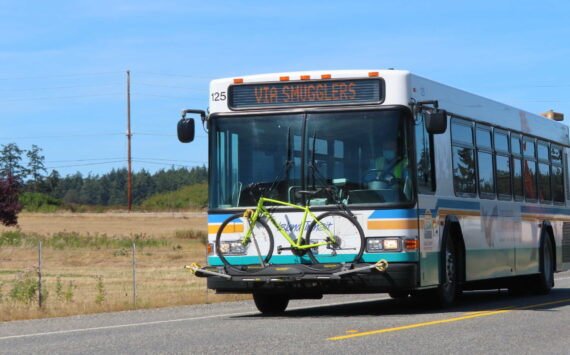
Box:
[177,118,195,143]
[425,109,447,134]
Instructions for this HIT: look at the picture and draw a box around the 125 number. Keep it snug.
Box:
[211,92,227,101]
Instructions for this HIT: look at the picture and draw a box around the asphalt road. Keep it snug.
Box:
[2,272,570,354]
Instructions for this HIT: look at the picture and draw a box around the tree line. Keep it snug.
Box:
[0,143,207,206]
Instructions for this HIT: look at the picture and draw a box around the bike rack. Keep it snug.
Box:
[184,259,388,281]
[184,263,232,280]
[332,259,389,277]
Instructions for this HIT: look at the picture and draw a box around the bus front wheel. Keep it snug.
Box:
[433,235,459,307]
[253,293,289,314]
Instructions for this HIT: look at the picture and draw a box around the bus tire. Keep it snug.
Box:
[388,291,410,299]
[433,234,458,307]
[532,233,555,295]
[253,293,289,314]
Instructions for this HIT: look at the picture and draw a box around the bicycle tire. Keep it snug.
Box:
[305,211,365,264]
[215,213,274,269]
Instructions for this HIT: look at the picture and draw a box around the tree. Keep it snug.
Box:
[0,175,22,226]
[26,145,47,192]
[0,143,27,182]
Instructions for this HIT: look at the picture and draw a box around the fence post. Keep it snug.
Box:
[38,241,42,308]
[132,243,136,307]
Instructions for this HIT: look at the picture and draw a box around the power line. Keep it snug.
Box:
[135,82,205,91]
[0,83,122,92]
[135,157,206,164]
[45,157,125,163]
[0,133,123,140]
[45,160,126,169]
[0,93,122,102]
[0,71,119,81]
[132,93,200,99]
[136,71,211,79]
[132,159,206,168]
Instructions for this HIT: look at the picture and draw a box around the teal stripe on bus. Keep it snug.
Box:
[208,252,418,266]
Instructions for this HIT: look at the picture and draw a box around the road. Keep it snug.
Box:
[2,272,570,354]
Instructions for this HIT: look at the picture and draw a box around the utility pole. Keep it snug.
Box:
[126,70,133,211]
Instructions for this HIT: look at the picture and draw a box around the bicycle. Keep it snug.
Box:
[215,186,365,270]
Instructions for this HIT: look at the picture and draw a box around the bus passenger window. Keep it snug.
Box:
[523,137,537,201]
[476,125,494,198]
[513,158,524,201]
[537,141,551,203]
[495,130,511,199]
[451,119,476,196]
[496,155,511,198]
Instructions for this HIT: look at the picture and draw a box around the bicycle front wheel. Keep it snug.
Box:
[215,213,274,269]
[305,211,365,264]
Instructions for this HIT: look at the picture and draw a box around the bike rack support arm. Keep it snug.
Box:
[185,263,232,280]
[332,259,389,277]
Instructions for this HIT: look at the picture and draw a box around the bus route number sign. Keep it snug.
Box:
[228,79,383,109]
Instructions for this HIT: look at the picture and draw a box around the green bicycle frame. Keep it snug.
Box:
[242,197,337,250]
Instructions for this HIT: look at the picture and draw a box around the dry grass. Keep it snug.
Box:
[0,213,249,322]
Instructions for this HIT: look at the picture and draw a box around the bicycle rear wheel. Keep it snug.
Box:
[305,211,365,264]
[215,213,274,269]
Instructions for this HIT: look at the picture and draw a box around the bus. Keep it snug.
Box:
[177,70,570,313]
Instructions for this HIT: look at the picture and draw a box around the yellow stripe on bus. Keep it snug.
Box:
[208,223,244,234]
[368,219,418,230]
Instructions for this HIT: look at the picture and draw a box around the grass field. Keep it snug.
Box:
[0,213,249,322]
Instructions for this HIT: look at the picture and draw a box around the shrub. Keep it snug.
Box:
[10,271,38,303]
[19,192,63,213]
[0,175,22,226]
[140,183,208,210]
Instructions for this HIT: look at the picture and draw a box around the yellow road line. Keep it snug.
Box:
[328,298,570,341]
[463,305,516,315]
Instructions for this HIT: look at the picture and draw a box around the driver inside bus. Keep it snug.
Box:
[370,138,410,199]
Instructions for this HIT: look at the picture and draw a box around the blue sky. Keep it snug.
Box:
[0,0,569,176]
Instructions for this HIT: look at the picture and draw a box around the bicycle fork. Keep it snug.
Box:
[243,209,267,268]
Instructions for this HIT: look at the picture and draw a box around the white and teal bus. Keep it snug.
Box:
[178,70,570,313]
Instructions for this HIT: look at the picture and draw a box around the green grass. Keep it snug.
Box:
[0,230,170,249]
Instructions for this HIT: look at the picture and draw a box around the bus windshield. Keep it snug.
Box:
[209,109,413,209]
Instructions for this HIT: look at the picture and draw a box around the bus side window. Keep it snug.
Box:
[476,124,495,199]
[494,129,511,200]
[415,113,435,193]
[451,118,476,196]
[523,136,538,202]
[511,134,524,201]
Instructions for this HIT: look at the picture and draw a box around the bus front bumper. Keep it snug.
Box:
[199,262,417,294]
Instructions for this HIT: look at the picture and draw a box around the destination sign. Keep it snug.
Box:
[228,79,383,109]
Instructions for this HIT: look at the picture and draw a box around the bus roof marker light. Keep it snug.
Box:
[280,76,290,81]
[368,72,379,77]
[301,75,310,80]
[321,74,331,79]
[233,78,243,84]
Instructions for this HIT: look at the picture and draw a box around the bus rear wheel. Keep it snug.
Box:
[532,234,554,295]
[253,293,289,314]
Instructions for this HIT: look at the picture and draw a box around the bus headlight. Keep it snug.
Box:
[366,238,401,252]
[366,238,383,252]
[219,241,247,255]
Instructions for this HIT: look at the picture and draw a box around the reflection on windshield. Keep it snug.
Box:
[304,110,412,205]
[209,110,412,209]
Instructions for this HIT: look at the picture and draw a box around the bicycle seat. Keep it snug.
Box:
[296,190,319,197]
